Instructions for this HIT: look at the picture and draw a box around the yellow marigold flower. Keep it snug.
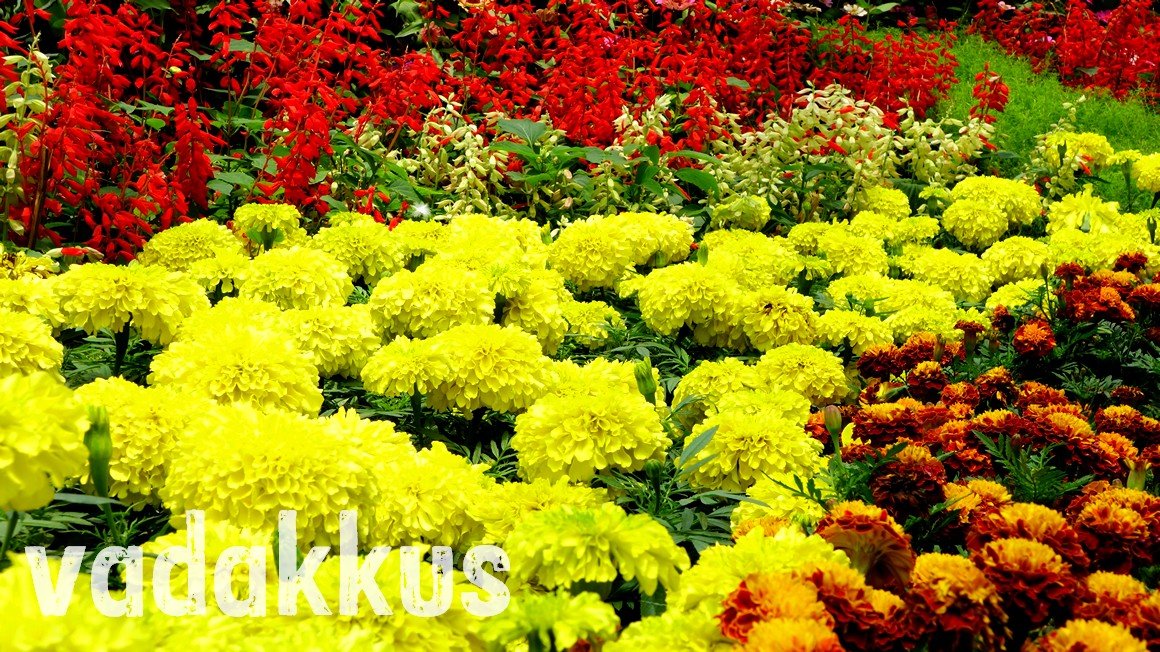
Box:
[942,199,1008,250]
[740,618,842,651]
[986,279,1046,313]
[607,211,695,265]
[548,215,636,291]
[367,261,493,339]
[481,591,619,652]
[786,222,833,255]
[237,246,353,310]
[561,298,625,347]
[513,387,667,482]
[733,471,833,528]
[1045,131,1115,169]
[326,210,377,226]
[672,357,763,425]
[632,262,737,337]
[950,176,1042,227]
[161,404,380,547]
[0,553,167,651]
[826,273,893,310]
[756,343,849,405]
[856,186,911,220]
[606,609,730,651]
[736,286,819,352]
[75,378,210,503]
[0,309,62,375]
[982,236,1049,285]
[175,296,285,339]
[391,218,445,254]
[816,228,889,277]
[713,388,811,423]
[149,324,321,414]
[231,202,308,247]
[668,528,849,614]
[360,335,450,398]
[428,323,552,412]
[440,213,546,258]
[846,210,899,244]
[711,194,772,231]
[506,502,690,595]
[884,305,962,341]
[701,230,803,290]
[1048,228,1160,271]
[682,410,824,492]
[0,276,62,325]
[0,372,89,510]
[136,219,245,271]
[501,268,569,354]
[309,221,405,285]
[545,358,646,400]
[470,478,609,544]
[141,517,276,602]
[1134,153,1160,193]
[285,304,380,378]
[0,249,57,279]
[816,309,893,355]
[55,263,209,345]
[369,442,494,548]
[1027,619,1146,652]
[186,245,249,294]
[1046,186,1123,235]
[901,247,994,302]
[893,216,942,246]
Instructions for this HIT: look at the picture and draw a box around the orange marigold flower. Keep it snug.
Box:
[975,368,1016,404]
[1127,283,1160,310]
[1095,405,1160,447]
[1025,618,1147,652]
[1012,319,1055,358]
[906,553,1007,651]
[973,538,1077,634]
[924,421,995,478]
[1126,592,1160,648]
[740,618,844,652]
[1114,252,1149,274]
[907,360,947,402]
[795,561,908,650]
[1074,572,1148,623]
[1054,262,1086,282]
[869,445,947,523]
[1066,486,1160,573]
[1015,381,1069,410]
[1109,385,1146,406]
[991,304,1015,332]
[857,344,903,380]
[852,402,920,448]
[941,382,980,410]
[970,410,1042,449]
[1078,269,1138,294]
[966,503,1088,569]
[944,479,1013,523]
[815,501,915,593]
[899,332,940,369]
[719,573,834,643]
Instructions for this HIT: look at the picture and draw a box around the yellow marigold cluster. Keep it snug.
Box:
[700,230,804,289]
[1046,186,1124,234]
[941,199,1009,249]
[856,186,911,219]
[237,246,353,309]
[1045,131,1115,169]
[309,221,405,285]
[54,263,209,345]
[0,309,62,375]
[231,202,308,247]
[626,262,738,344]
[900,247,994,302]
[711,194,772,231]
[986,279,1046,313]
[284,305,380,378]
[735,286,819,352]
[367,261,493,339]
[816,227,889,276]
[149,306,321,414]
[982,236,1049,285]
[561,299,624,347]
[756,343,849,405]
[470,478,609,543]
[75,377,211,503]
[136,220,246,271]
[506,502,690,595]
[0,275,62,325]
[1135,153,1160,193]
[481,591,620,652]
[816,309,894,354]
[513,387,668,482]
[161,405,383,547]
[548,216,637,291]
[0,372,90,510]
[681,408,823,492]
[949,176,1042,227]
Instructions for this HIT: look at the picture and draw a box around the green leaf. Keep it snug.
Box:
[675,167,719,195]
[131,0,172,10]
[144,117,167,130]
[215,171,255,186]
[228,39,262,54]
[489,141,537,159]
[496,118,547,145]
[725,77,750,90]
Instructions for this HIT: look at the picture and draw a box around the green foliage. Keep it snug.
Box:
[974,432,1092,504]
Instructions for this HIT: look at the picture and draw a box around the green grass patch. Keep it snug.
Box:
[940,34,1160,158]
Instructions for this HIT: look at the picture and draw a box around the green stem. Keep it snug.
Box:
[526,636,548,652]
[112,322,131,377]
[0,511,20,561]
